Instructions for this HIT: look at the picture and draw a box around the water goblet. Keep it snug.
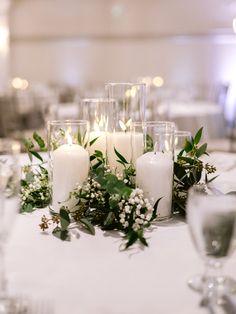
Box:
[187,185,236,304]
[0,138,21,313]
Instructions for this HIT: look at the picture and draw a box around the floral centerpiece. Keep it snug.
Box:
[20,126,217,249]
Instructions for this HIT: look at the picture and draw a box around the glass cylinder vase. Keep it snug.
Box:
[48,120,90,213]
[174,130,192,160]
[135,121,176,221]
[105,83,146,174]
[80,98,112,158]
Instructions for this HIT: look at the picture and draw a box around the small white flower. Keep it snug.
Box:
[146,214,152,221]
[129,198,135,205]
[124,205,130,213]
[134,197,140,204]
[147,205,153,211]
[123,221,129,228]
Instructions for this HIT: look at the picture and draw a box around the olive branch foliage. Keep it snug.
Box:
[20,127,216,249]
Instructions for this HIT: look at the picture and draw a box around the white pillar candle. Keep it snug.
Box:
[107,132,143,174]
[136,151,173,219]
[52,144,89,213]
[89,131,106,157]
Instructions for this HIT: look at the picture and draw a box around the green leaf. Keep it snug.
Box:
[59,208,70,231]
[25,172,34,183]
[89,137,99,147]
[114,148,128,164]
[138,235,148,247]
[194,127,203,145]
[79,218,95,235]
[125,231,139,249]
[20,203,34,213]
[206,175,219,184]
[104,212,116,226]
[92,160,103,170]
[109,194,120,209]
[145,134,154,152]
[184,140,193,153]
[33,132,46,150]
[196,143,207,158]
[29,150,43,162]
[23,138,34,150]
[152,197,162,220]
[52,226,70,241]
[90,155,96,162]
[23,139,34,162]
[77,131,82,145]
[27,152,33,162]
[94,150,104,158]
[174,162,186,180]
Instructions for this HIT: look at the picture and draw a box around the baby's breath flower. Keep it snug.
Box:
[118,188,154,231]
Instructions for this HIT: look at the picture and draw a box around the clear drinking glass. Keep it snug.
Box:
[187,185,236,304]
[0,138,21,312]
[135,121,175,221]
[47,120,90,213]
[105,83,146,174]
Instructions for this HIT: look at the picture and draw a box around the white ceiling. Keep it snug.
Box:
[9,0,236,38]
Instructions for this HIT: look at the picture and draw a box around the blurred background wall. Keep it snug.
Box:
[8,0,236,89]
[0,0,235,149]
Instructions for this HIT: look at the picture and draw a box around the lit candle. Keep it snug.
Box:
[89,131,107,157]
[107,132,143,174]
[52,143,89,213]
[136,151,173,219]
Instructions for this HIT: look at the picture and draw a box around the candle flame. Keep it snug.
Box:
[125,87,137,98]
[119,118,132,131]
[93,114,107,132]
[94,121,100,132]
[65,127,73,145]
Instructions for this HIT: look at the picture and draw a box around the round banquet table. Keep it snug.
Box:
[5,152,236,314]
[156,101,226,140]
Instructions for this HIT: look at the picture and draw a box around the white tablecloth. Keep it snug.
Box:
[5,152,236,314]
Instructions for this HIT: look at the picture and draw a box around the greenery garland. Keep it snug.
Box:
[20,127,216,249]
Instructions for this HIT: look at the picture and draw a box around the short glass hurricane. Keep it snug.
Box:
[134,121,175,221]
[47,120,90,213]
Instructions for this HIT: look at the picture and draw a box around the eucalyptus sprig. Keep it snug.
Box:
[173,127,217,215]
[20,132,51,212]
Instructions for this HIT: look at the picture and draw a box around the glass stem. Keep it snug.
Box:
[202,260,224,303]
[204,260,224,282]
